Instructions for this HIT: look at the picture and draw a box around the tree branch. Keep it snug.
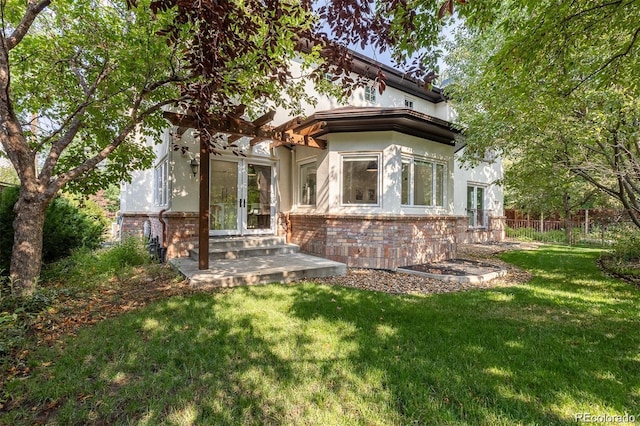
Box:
[570,25,640,93]
[48,97,184,196]
[4,0,51,51]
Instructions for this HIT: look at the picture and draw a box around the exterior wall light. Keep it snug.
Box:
[190,158,199,177]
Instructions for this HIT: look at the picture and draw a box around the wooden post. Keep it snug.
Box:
[198,133,210,270]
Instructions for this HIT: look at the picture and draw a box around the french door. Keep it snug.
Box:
[209,159,275,235]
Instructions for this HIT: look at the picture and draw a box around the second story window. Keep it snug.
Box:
[364,85,377,103]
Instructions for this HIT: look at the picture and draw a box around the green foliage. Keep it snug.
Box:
[101,184,121,214]
[98,238,151,271]
[445,3,640,228]
[609,231,640,263]
[0,277,58,361]
[1,238,152,367]
[42,238,151,286]
[0,166,18,185]
[0,187,107,274]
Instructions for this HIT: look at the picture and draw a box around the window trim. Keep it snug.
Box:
[340,153,382,207]
[154,156,169,207]
[401,155,446,207]
[466,184,487,228]
[364,85,377,103]
[404,97,415,109]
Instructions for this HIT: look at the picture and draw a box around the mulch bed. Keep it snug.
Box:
[400,258,505,276]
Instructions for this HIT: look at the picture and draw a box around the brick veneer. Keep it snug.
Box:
[120,211,198,258]
[121,211,505,267]
[285,213,505,270]
[286,213,451,270]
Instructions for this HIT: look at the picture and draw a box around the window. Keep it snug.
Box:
[404,98,414,109]
[342,156,379,205]
[364,85,377,103]
[401,157,445,207]
[467,185,486,228]
[299,162,317,206]
[154,158,169,206]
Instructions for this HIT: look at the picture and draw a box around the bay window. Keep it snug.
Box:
[342,155,379,205]
[401,157,445,207]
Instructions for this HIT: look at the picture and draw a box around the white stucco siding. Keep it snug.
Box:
[453,149,504,217]
[322,132,455,215]
[272,59,450,125]
[167,129,198,213]
[120,168,156,213]
[120,128,172,213]
[276,146,293,213]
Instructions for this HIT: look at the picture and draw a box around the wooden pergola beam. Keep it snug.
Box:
[285,131,326,149]
[272,116,302,133]
[227,134,244,143]
[252,110,276,128]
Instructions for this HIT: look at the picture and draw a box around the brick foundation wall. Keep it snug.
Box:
[455,216,506,244]
[287,214,457,270]
[287,213,505,270]
[120,211,198,258]
[121,211,505,265]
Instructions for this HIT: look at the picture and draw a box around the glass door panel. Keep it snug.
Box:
[246,163,272,231]
[210,160,239,233]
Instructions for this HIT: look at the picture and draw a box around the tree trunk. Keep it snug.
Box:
[10,190,48,297]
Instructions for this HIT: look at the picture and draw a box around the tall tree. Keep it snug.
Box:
[1,0,448,295]
[444,3,640,229]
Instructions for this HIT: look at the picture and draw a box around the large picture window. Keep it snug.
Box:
[401,157,445,207]
[154,158,168,206]
[342,156,379,205]
[299,162,317,206]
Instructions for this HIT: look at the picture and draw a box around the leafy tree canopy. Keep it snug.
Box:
[445,1,640,226]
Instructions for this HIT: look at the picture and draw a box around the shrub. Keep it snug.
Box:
[0,187,107,275]
[610,231,640,262]
[98,237,150,271]
[41,238,151,286]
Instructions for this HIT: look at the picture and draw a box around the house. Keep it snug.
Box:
[119,51,504,270]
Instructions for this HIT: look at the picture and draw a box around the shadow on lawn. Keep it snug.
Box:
[6,247,640,424]
[286,283,639,424]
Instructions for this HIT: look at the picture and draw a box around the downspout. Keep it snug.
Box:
[158,209,168,262]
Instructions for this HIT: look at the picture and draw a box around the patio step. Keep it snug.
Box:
[208,235,288,251]
[169,253,347,287]
[188,236,300,261]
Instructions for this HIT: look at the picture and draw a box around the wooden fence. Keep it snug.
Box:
[505,210,632,245]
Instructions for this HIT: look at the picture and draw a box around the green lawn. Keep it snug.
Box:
[3,246,640,425]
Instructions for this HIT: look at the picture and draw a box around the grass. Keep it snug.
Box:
[3,246,640,425]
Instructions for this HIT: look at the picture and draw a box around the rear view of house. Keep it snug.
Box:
[119,51,504,271]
